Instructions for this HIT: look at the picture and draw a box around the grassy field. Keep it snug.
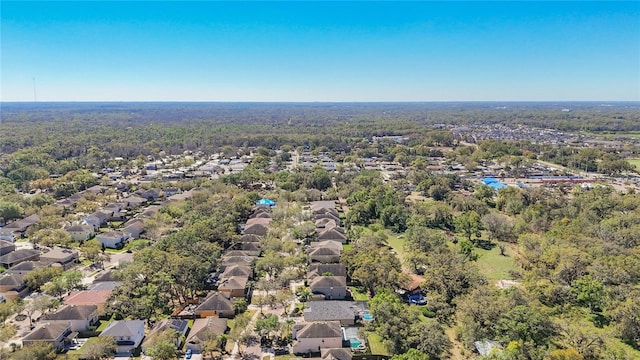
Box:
[349,286,369,301]
[474,243,518,282]
[628,158,640,171]
[385,232,407,263]
[366,332,390,356]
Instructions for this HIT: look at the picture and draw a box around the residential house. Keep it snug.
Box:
[307,264,347,280]
[402,274,426,295]
[315,218,339,230]
[194,292,235,318]
[309,247,341,264]
[22,322,73,351]
[99,320,145,354]
[41,305,98,332]
[239,234,261,243]
[162,187,181,198]
[64,224,95,242]
[322,348,353,360]
[141,319,189,354]
[64,290,112,309]
[311,201,338,212]
[138,189,161,201]
[0,229,16,243]
[223,250,258,258]
[219,255,255,272]
[185,317,228,353]
[309,276,348,300]
[83,212,109,231]
[217,276,249,299]
[292,321,344,354]
[6,261,46,276]
[220,264,253,280]
[96,231,129,249]
[236,242,262,253]
[0,240,15,256]
[246,217,272,227]
[0,249,40,268]
[123,219,145,239]
[122,196,147,209]
[0,273,28,300]
[2,214,40,238]
[243,223,268,236]
[309,240,343,252]
[316,228,347,244]
[303,301,358,325]
[139,205,161,218]
[103,203,127,222]
[39,248,79,270]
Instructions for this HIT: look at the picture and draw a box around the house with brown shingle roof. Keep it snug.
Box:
[0,273,28,300]
[307,264,347,280]
[217,276,249,298]
[186,317,228,352]
[22,322,73,350]
[309,276,347,300]
[64,290,112,309]
[292,321,344,354]
[194,292,234,318]
[322,348,353,360]
[309,247,341,264]
[40,248,78,270]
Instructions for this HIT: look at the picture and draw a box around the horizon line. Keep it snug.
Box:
[2,100,639,104]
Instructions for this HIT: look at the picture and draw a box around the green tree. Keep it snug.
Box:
[10,342,56,360]
[0,201,22,221]
[454,211,483,242]
[81,336,117,360]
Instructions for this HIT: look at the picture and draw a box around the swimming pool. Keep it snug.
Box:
[362,311,374,321]
[349,339,362,348]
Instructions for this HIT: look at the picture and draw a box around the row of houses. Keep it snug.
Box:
[0,246,79,301]
[290,201,353,357]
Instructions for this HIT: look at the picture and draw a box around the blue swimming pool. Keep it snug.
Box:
[362,312,374,321]
[349,338,362,348]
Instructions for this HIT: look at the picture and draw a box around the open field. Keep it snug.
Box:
[628,159,640,171]
[474,242,518,281]
[367,332,390,356]
[385,232,407,263]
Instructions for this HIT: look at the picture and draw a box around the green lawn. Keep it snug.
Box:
[474,243,518,282]
[628,158,640,171]
[349,286,369,301]
[385,232,407,263]
[342,244,353,251]
[366,332,390,356]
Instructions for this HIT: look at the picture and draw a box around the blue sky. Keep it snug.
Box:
[1,1,639,101]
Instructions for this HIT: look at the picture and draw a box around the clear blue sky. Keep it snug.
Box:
[2,1,639,101]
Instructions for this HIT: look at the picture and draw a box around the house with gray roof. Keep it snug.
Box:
[141,318,189,354]
[303,301,358,325]
[99,320,145,354]
[22,322,73,351]
[0,240,15,256]
[40,248,78,269]
[41,304,98,331]
[0,249,40,268]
